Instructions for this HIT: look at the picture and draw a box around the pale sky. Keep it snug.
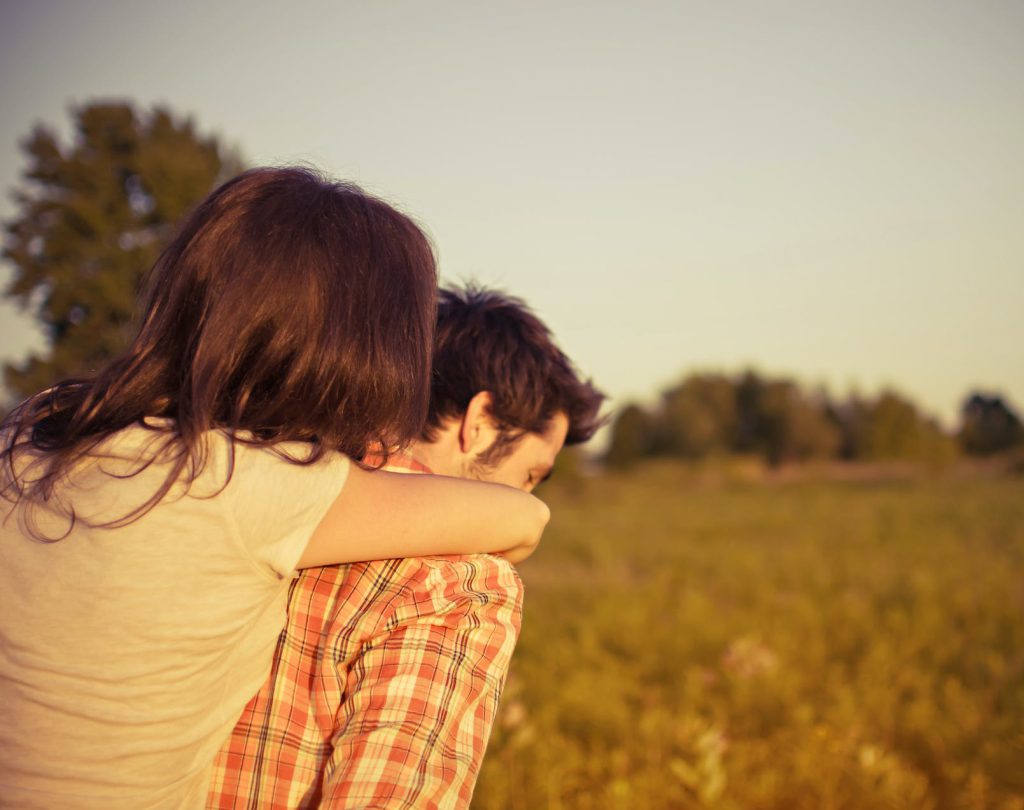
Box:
[1,0,1022,427]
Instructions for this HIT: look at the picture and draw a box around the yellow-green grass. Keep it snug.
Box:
[473,465,1024,810]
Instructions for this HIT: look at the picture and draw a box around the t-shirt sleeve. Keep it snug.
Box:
[221,441,351,580]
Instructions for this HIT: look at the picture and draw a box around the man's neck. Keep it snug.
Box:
[406,428,462,478]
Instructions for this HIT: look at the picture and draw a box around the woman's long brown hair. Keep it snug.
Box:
[1,167,437,536]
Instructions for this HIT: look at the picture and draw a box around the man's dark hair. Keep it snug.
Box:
[425,285,606,462]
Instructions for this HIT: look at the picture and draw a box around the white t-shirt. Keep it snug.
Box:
[0,425,350,808]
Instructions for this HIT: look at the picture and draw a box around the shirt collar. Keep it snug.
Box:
[361,451,432,475]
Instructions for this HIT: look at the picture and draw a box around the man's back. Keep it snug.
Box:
[207,456,523,809]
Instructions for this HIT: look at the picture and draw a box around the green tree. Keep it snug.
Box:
[3,101,242,398]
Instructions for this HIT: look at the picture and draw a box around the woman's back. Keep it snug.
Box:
[0,424,349,808]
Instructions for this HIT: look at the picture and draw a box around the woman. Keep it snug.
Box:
[0,167,548,808]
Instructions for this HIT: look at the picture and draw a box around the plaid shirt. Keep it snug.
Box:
[206,454,524,809]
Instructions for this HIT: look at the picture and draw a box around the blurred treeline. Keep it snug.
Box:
[606,371,1024,469]
[3,99,1021,467]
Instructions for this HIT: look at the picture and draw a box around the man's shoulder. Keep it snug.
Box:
[292,553,522,610]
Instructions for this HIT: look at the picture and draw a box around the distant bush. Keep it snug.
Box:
[659,373,738,459]
[730,373,840,465]
[959,392,1024,456]
[605,404,661,468]
[837,390,957,465]
[605,370,979,468]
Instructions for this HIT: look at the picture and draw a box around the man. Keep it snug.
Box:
[207,285,605,809]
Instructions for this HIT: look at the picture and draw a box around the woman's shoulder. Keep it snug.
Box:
[97,421,346,463]
[226,436,350,485]
[78,422,348,501]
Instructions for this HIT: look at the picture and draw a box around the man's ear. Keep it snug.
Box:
[458,391,500,456]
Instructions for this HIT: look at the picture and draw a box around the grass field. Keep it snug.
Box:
[472,463,1024,810]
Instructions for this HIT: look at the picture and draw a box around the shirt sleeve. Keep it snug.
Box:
[222,441,350,580]
[320,555,524,809]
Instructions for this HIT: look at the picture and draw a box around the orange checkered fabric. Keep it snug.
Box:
[206,454,524,809]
